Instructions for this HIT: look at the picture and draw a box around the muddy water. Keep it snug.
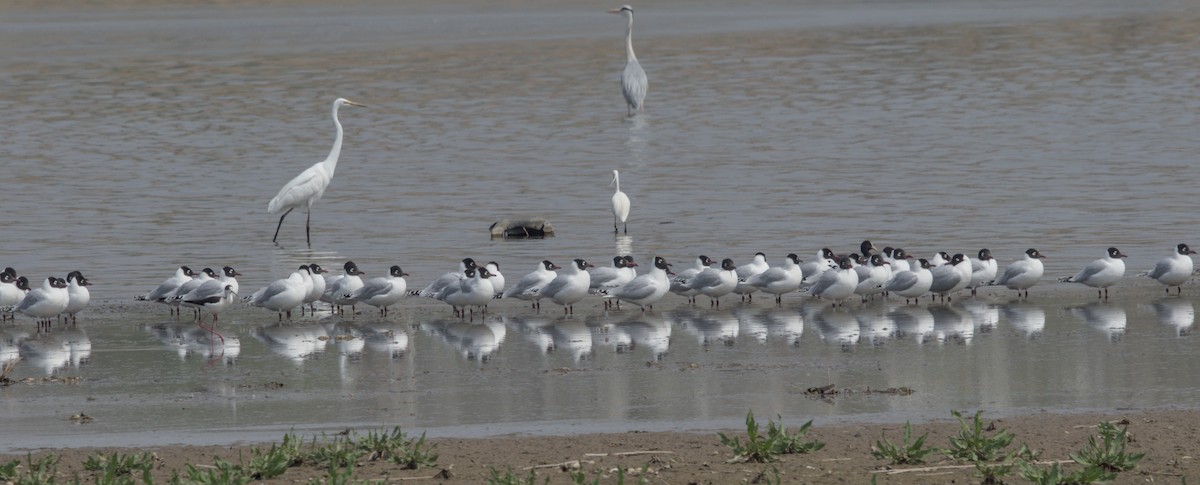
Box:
[2,0,1200,450]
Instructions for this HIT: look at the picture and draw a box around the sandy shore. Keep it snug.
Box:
[2,409,1195,483]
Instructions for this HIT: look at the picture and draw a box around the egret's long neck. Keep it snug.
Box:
[624,16,637,63]
[324,103,345,177]
[613,173,621,193]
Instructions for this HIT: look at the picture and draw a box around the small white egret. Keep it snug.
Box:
[608,5,647,115]
[610,169,630,234]
[268,97,367,246]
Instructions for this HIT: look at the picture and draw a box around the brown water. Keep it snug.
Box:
[2,0,1200,450]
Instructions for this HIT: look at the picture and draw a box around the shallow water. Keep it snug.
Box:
[2,0,1200,450]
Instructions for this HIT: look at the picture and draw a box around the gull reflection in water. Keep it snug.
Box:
[591,317,633,354]
[358,321,410,358]
[18,329,92,375]
[0,329,32,366]
[851,304,893,345]
[610,314,671,360]
[1001,300,1045,338]
[252,322,329,362]
[546,318,593,361]
[733,307,769,344]
[324,322,366,358]
[1067,302,1127,340]
[889,305,934,344]
[812,306,859,349]
[1149,298,1193,336]
[145,322,240,363]
[753,307,804,347]
[421,320,503,362]
[930,305,974,345]
[961,299,1000,332]
[671,309,739,347]
[505,315,556,353]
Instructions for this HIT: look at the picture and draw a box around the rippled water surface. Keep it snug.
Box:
[2,0,1200,450]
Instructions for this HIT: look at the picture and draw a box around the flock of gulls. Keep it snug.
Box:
[2,242,1197,341]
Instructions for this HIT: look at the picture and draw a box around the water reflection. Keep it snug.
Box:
[671,309,739,347]
[252,322,329,362]
[611,315,671,359]
[735,307,804,346]
[962,300,1000,332]
[145,322,241,363]
[16,329,91,375]
[1000,300,1046,338]
[1149,298,1193,336]
[420,320,504,362]
[505,315,555,353]
[545,319,592,362]
[851,305,893,345]
[889,305,934,344]
[929,305,974,344]
[358,321,410,358]
[1067,302,1127,340]
[810,306,859,349]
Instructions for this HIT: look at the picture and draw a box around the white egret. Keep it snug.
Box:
[268,97,367,246]
[608,5,647,115]
[610,170,630,234]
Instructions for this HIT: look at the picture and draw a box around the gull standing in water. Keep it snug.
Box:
[1144,243,1197,294]
[0,270,30,321]
[503,260,561,311]
[733,252,770,303]
[670,255,714,304]
[747,253,804,306]
[809,257,858,306]
[608,5,647,115]
[267,97,367,247]
[929,253,972,302]
[604,256,673,312]
[326,261,365,313]
[685,258,738,307]
[248,266,310,321]
[444,267,497,318]
[1061,247,1127,300]
[884,258,935,304]
[996,248,1047,299]
[418,258,476,299]
[304,263,328,314]
[609,170,631,234]
[539,259,594,315]
[16,277,70,330]
[346,265,409,316]
[968,249,997,297]
[137,266,196,315]
[62,271,92,324]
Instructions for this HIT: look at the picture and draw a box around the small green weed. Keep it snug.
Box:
[1017,460,1115,485]
[946,410,1015,462]
[871,421,936,465]
[0,459,22,480]
[83,451,155,477]
[173,457,250,485]
[718,411,824,463]
[486,466,547,485]
[1069,421,1144,472]
[389,432,439,470]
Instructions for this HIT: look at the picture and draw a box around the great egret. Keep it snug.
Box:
[609,5,647,115]
[268,97,367,246]
[610,169,630,234]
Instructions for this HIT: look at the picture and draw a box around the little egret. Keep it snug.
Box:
[609,5,647,115]
[268,97,367,246]
[610,169,630,234]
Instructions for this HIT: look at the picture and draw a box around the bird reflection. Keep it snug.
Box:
[505,315,556,353]
[671,309,739,347]
[812,306,859,349]
[545,318,593,361]
[1149,298,1193,336]
[0,329,31,366]
[1067,302,1127,340]
[851,304,893,345]
[930,305,973,344]
[17,329,91,375]
[358,321,410,357]
[592,319,633,353]
[889,305,934,344]
[961,299,1000,332]
[324,322,365,358]
[145,322,240,362]
[1000,300,1045,338]
[421,320,503,362]
[252,322,329,362]
[733,307,768,343]
[754,307,804,347]
[613,314,671,359]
